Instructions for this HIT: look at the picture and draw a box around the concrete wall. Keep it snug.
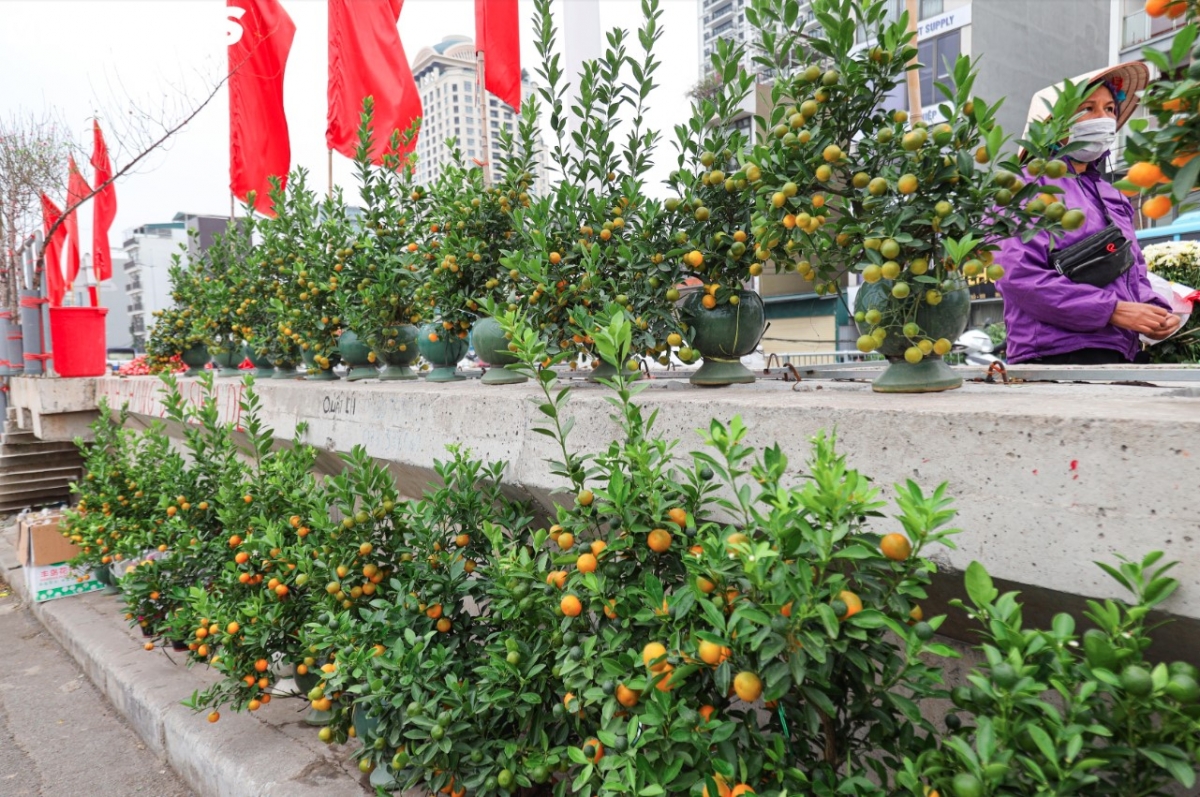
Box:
[973,0,1114,150]
[13,372,1200,662]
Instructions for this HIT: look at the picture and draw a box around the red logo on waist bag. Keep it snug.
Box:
[1106,243,1117,253]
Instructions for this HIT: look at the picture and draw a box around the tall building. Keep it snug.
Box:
[122,212,234,349]
[410,35,550,192]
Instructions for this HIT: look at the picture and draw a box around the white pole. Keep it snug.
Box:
[477,49,493,188]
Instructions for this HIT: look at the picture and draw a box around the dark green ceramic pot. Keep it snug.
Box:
[472,316,526,385]
[247,345,274,378]
[272,360,300,379]
[181,344,211,376]
[337,330,378,381]
[378,325,420,381]
[678,289,766,386]
[417,324,469,382]
[301,348,340,381]
[853,277,970,393]
[209,346,242,378]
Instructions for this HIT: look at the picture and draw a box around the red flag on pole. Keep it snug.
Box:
[90,120,117,282]
[40,193,68,307]
[229,0,296,216]
[475,0,521,110]
[327,0,422,163]
[63,156,92,290]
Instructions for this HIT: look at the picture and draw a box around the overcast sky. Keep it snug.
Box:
[0,0,699,268]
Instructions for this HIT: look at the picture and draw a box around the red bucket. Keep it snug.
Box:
[49,306,109,377]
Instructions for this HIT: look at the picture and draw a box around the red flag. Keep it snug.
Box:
[229,0,295,217]
[63,156,91,289]
[327,0,422,163]
[475,0,521,111]
[40,194,68,307]
[90,120,117,281]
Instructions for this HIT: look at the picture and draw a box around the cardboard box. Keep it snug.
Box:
[15,513,103,602]
[25,561,105,602]
[16,515,79,566]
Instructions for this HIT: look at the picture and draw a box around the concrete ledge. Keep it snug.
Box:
[1,528,371,797]
[8,376,99,442]
[78,373,1200,627]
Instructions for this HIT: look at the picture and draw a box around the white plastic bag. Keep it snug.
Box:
[1140,272,1195,346]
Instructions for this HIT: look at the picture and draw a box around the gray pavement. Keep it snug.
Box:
[0,583,192,797]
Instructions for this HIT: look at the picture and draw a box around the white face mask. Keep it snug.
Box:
[1068,117,1117,163]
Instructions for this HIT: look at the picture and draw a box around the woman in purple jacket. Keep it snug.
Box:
[997,64,1180,365]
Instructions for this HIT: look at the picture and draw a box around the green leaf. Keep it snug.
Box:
[1173,154,1200,202]
[965,560,998,607]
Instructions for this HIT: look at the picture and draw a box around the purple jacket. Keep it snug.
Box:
[995,162,1168,363]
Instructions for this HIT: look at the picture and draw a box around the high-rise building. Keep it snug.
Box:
[122,212,234,349]
[410,35,550,192]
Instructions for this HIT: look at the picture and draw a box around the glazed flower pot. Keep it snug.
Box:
[272,360,301,379]
[417,324,469,383]
[247,345,275,378]
[678,289,766,387]
[209,347,242,378]
[378,325,420,381]
[180,344,210,376]
[337,330,378,381]
[853,278,971,393]
[472,316,527,385]
[301,348,340,381]
[294,664,332,726]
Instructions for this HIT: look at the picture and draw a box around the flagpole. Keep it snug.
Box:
[327,149,334,198]
[476,49,492,189]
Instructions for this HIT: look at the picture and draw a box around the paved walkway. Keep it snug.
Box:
[0,580,192,797]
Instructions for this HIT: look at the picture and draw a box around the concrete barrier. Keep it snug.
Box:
[13,372,1200,657]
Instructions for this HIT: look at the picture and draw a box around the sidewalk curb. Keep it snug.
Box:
[2,528,371,797]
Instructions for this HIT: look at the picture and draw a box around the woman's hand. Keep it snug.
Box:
[1109,301,1179,337]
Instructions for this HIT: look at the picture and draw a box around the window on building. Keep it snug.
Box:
[491,110,499,118]
[920,0,942,18]
[917,28,960,108]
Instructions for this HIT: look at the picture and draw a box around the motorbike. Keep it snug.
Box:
[953,329,1003,366]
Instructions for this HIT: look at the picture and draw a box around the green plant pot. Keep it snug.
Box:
[180,344,210,376]
[472,316,527,385]
[337,330,378,381]
[678,289,766,387]
[209,347,242,378]
[247,345,275,378]
[417,324,469,382]
[272,361,301,379]
[854,278,970,393]
[92,563,119,594]
[294,664,333,726]
[378,325,420,381]
[301,349,339,381]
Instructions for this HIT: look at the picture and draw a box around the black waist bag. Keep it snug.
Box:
[1049,224,1134,288]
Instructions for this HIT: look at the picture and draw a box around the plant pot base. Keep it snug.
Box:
[378,365,418,381]
[425,367,465,383]
[369,767,398,790]
[481,366,527,385]
[305,707,333,726]
[690,356,756,387]
[272,364,301,379]
[872,357,962,393]
[305,369,339,382]
[345,365,379,381]
[216,367,241,378]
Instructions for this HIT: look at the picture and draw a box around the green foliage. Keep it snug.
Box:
[911,553,1200,796]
